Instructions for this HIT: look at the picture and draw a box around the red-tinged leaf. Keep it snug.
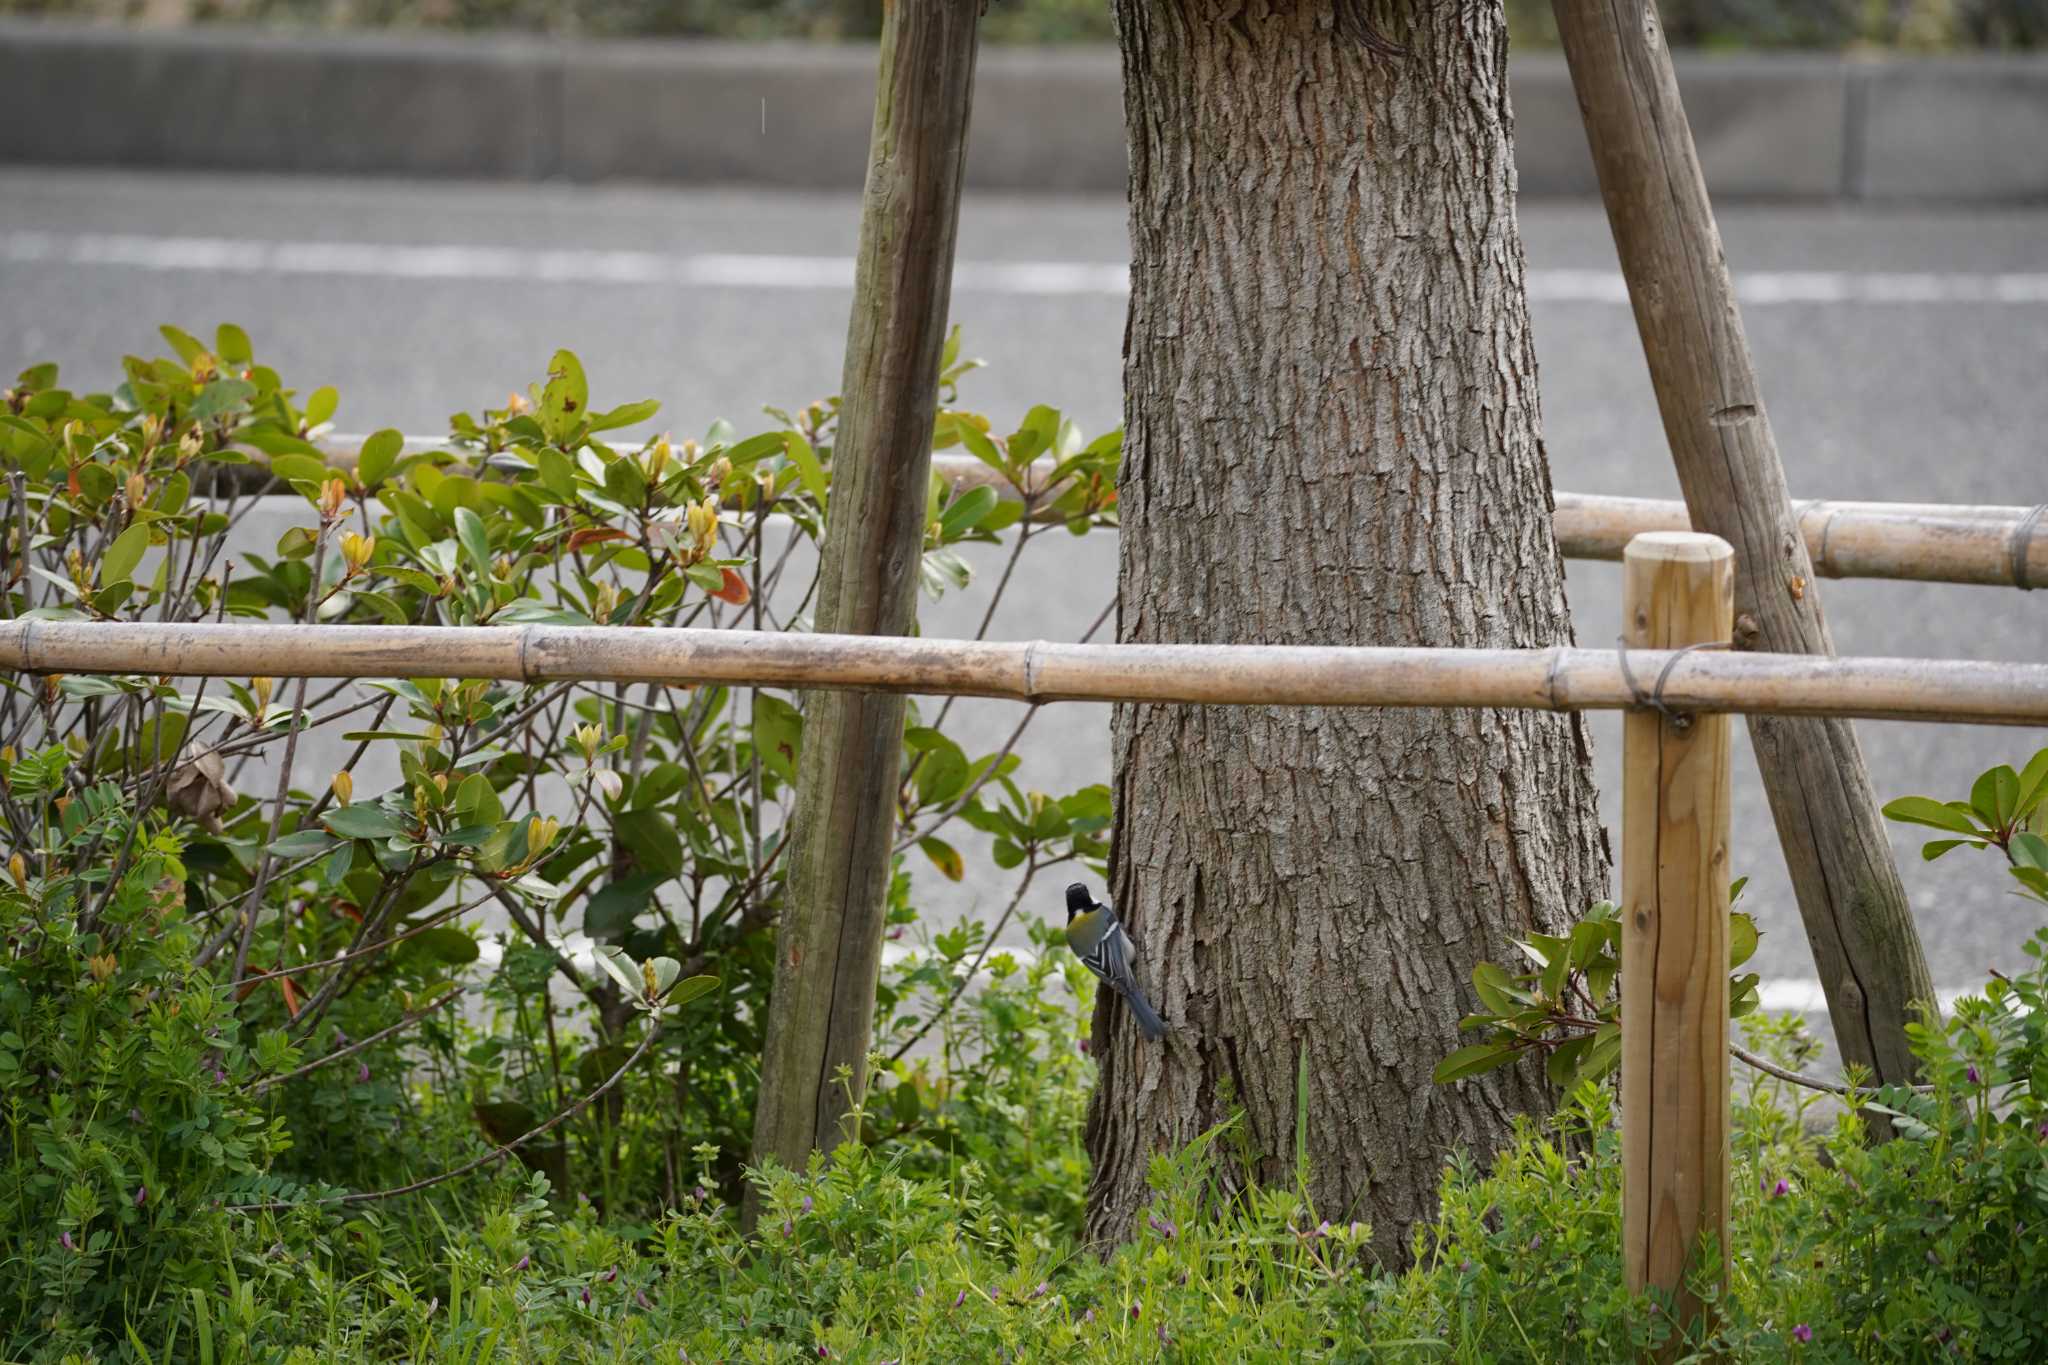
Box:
[334,900,364,923]
[278,973,304,1018]
[67,466,81,498]
[566,527,629,553]
[710,567,751,606]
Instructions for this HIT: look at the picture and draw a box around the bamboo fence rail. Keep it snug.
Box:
[6,619,2046,727]
[232,438,2048,590]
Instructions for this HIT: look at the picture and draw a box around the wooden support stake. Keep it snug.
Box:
[746,0,981,1193]
[1622,532,1734,1349]
[1552,0,1937,1087]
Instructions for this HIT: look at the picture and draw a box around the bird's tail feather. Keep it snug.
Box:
[1122,985,1166,1041]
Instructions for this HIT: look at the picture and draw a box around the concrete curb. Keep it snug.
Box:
[4,20,2045,201]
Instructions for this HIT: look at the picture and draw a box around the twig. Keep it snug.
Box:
[244,987,463,1095]
[1730,1042,1935,1097]
[887,856,1047,1063]
[231,1020,661,1209]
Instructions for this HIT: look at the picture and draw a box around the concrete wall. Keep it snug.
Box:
[4,20,2045,200]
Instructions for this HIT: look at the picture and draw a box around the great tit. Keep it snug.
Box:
[1064,882,1166,1041]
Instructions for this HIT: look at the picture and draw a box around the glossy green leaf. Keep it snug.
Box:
[304,385,338,428]
[612,809,684,880]
[781,430,828,504]
[214,323,253,366]
[101,522,150,587]
[323,803,406,840]
[584,873,667,942]
[1433,1041,1521,1085]
[1971,765,2021,829]
[587,398,661,435]
[404,927,479,965]
[357,429,404,488]
[453,507,493,578]
[1882,796,1982,837]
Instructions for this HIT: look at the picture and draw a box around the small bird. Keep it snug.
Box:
[1064,882,1166,1041]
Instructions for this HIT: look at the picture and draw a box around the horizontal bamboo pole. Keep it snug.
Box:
[5,620,2046,727]
[1553,493,2047,587]
[224,438,2048,590]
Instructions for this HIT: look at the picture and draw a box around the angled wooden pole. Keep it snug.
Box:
[1621,532,1733,1351]
[1551,0,1937,1086]
[747,0,981,1193]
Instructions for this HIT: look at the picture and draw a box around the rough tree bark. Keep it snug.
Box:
[1091,0,1611,1263]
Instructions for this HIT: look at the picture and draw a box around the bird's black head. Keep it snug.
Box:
[1064,882,1094,921]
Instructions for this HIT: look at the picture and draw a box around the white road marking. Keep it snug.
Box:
[7,230,2048,304]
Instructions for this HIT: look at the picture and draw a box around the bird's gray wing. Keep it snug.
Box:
[1088,920,1166,1039]
[1087,921,1143,998]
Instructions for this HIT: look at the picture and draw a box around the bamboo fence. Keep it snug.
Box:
[5,617,2046,727]
[236,438,2048,590]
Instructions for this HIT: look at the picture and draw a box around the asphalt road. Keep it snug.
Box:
[4,167,2046,1054]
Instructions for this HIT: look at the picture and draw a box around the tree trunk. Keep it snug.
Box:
[1093,0,1610,1264]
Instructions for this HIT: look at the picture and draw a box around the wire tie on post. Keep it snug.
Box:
[2009,502,2046,592]
[1616,637,1732,732]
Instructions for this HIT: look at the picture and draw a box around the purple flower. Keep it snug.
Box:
[1316,1220,1331,1239]
[1130,1300,1141,1321]
[212,1065,226,1085]
[1028,1281,1049,1300]
[693,1185,708,1202]
[1459,1258,1473,1273]
[817,1347,830,1360]
[1793,1324,1813,1344]
[800,1194,813,1215]
[134,1184,147,1207]
[514,1255,529,1272]
[887,927,904,941]
[604,1266,618,1283]
[2037,1120,2048,1140]
[580,1286,591,1307]
[636,1290,653,1310]
[1083,1307,1095,1324]
[678,1351,690,1363]
[1078,1039,1090,1056]
[128,1108,142,1126]
[1772,1179,1791,1198]
[1147,1209,1178,1240]
[953,1289,966,1309]
[781,1219,793,1238]
[1967,1065,1981,1084]
[914,1284,924,1299]
[1528,1234,1543,1251]
[59,1231,74,1252]
[1157,1324,1169,1345]
[356,1062,371,1084]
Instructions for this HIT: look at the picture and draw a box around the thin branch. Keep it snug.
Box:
[888,855,1046,1063]
[231,1019,661,1209]
[1730,1042,1935,1097]
[245,987,463,1095]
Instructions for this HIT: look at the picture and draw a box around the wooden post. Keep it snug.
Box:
[1621,532,1734,1348]
[747,0,980,1194]
[1551,0,1937,1087]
